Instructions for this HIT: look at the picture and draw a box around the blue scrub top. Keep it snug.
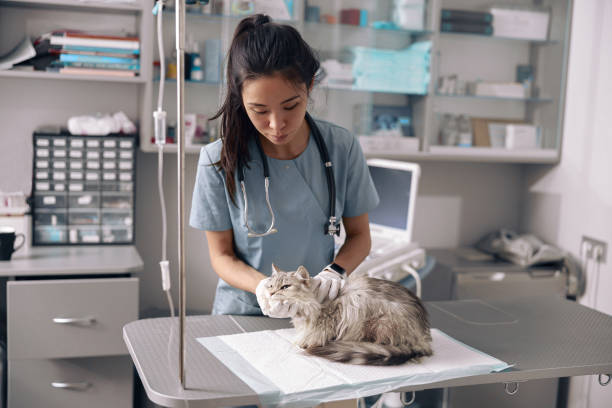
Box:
[189,117,379,315]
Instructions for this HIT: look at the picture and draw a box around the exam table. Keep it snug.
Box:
[123,296,612,407]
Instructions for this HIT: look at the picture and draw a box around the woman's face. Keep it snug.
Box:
[241,73,310,150]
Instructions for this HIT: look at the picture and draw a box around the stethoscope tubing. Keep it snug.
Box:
[238,112,338,237]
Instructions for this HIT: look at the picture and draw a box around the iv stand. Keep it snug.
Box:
[175,0,187,387]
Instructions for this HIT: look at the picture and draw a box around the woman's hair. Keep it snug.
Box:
[211,14,320,204]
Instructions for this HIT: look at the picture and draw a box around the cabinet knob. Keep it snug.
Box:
[52,316,97,326]
[51,381,92,391]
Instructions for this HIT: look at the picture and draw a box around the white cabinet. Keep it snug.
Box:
[6,277,139,408]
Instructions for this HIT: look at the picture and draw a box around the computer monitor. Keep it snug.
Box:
[367,159,421,243]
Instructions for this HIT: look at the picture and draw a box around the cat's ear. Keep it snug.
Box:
[296,265,310,281]
[271,263,281,276]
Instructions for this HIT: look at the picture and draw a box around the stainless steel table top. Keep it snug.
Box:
[124,297,612,407]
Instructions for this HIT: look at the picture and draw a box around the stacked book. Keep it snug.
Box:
[39,31,140,77]
[440,9,493,35]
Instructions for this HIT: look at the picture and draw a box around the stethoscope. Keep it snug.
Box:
[238,112,340,238]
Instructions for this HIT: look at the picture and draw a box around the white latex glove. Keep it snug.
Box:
[255,278,296,318]
[311,267,345,303]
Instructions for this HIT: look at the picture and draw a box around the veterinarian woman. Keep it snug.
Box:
[189,14,379,317]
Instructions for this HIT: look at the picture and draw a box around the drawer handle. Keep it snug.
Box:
[52,316,97,326]
[51,382,91,391]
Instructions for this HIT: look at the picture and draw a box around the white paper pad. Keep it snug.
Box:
[198,328,509,407]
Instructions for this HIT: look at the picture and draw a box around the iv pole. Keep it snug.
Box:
[175,0,187,387]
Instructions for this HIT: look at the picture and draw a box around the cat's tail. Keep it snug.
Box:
[306,341,432,366]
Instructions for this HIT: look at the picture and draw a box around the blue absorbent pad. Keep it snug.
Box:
[198,328,510,408]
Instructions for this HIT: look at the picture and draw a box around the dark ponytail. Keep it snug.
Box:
[211,14,321,204]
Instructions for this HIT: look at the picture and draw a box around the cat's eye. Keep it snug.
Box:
[280,284,291,290]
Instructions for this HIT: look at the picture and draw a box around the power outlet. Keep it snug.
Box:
[581,236,608,263]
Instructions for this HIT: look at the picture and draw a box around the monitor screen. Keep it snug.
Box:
[368,165,413,230]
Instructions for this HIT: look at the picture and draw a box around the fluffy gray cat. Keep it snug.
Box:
[265,264,433,365]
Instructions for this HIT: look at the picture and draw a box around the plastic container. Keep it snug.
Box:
[68,193,100,209]
[101,194,133,209]
[68,210,100,226]
[101,210,132,226]
[34,226,67,244]
[69,226,101,244]
[34,210,67,226]
[34,194,67,209]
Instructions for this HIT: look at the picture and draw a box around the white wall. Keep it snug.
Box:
[521,1,612,407]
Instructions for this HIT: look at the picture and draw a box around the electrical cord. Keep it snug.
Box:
[154,0,174,318]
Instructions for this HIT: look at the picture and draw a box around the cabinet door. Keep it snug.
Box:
[8,356,133,408]
[8,277,138,359]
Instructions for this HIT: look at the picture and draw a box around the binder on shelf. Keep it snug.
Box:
[440,22,493,35]
[59,53,139,65]
[441,9,493,24]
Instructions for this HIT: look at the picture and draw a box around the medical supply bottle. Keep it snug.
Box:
[457,114,473,147]
[440,114,458,146]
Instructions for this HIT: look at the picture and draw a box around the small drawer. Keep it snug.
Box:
[101,210,132,226]
[102,150,117,159]
[86,160,100,170]
[53,149,67,158]
[70,138,85,148]
[118,172,133,181]
[69,149,83,159]
[34,193,66,209]
[102,227,133,243]
[35,137,51,147]
[118,160,133,170]
[53,160,67,169]
[85,171,101,181]
[35,170,49,180]
[34,226,67,244]
[34,210,67,226]
[8,357,133,408]
[52,171,66,181]
[86,139,100,148]
[69,160,83,170]
[35,181,51,191]
[102,182,133,192]
[102,171,117,181]
[53,138,67,147]
[86,150,100,160]
[101,194,132,209]
[68,226,101,243]
[102,140,117,148]
[36,159,49,169]
[102,160,116,170]
[69,170,84,180]
[36,148,50,158]
[68,210,100,225]
[119,140,134,149]
[119,150,133,160]
[68,193,99,209]
[7,278,139,359]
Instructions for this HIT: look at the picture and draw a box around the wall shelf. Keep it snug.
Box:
[434,93,553,103]
[439,31,559,45]
[0,69,145,83]
[2,0,142,12]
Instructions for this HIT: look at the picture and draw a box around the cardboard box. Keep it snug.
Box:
[471,117,525,147]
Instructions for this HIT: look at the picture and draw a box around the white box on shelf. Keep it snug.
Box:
[490,8,550,40]
[505,124,540,149]
[474,82,525,98]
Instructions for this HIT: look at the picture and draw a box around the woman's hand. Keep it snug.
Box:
[311,267,345,303]
[256,278,297,318]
